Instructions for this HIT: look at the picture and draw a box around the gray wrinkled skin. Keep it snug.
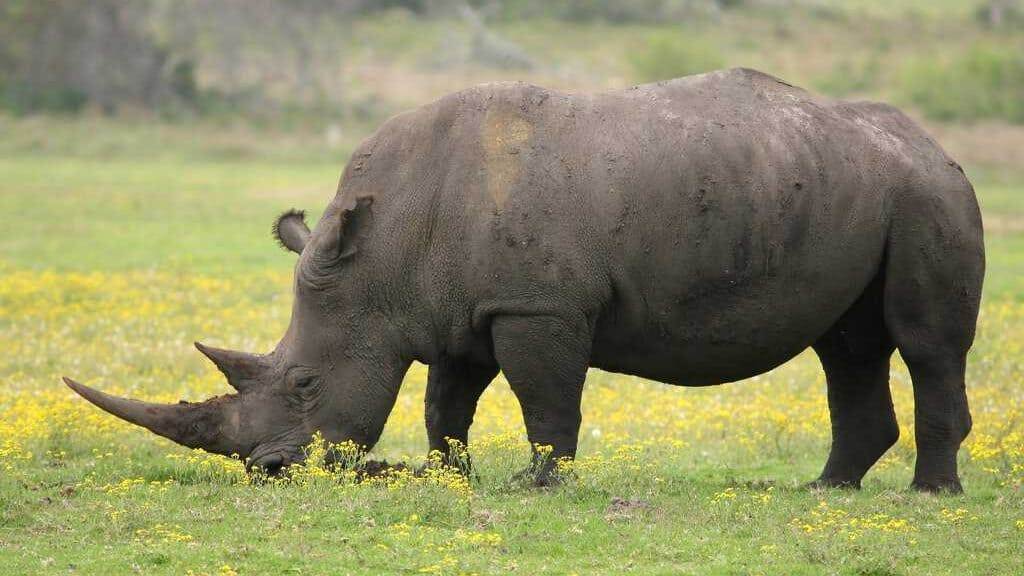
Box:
[67,68,984,491]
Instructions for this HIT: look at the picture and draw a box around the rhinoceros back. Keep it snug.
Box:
[338,69,972,384]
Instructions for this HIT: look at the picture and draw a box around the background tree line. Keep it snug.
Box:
[1,0,1021,123]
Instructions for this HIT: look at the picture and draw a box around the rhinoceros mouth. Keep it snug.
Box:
[246,444,306,476]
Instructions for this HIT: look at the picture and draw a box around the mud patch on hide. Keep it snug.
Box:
[482,106,532,209]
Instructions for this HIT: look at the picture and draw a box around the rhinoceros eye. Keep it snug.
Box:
[284,367,318,391]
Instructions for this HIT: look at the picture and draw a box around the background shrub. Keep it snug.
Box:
[815,53,883,97]
[901,45,1024,123]
[630,31,725,83]
[475,0,736,23]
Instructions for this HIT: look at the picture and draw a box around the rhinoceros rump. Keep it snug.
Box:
[67,68,984,491]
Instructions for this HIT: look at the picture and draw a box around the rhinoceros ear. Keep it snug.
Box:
[310,195,374,263]
[273,209,311,254]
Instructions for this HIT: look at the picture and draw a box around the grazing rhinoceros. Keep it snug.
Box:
[65,68,984,492]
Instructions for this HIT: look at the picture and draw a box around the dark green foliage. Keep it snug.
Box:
[2,83,88,115]
[169,60,199,104]
[373,0,428,14]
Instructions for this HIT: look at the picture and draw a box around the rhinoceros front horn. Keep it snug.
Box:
[62,377,245,457]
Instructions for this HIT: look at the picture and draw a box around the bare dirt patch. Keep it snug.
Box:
[604,497,653,522]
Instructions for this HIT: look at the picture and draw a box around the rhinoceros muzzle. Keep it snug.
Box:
[245,448,304,477]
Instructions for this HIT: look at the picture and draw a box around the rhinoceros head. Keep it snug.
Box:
[65,194,409,475]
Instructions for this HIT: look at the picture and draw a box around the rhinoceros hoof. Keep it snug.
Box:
[910,478,964,494]
[806,477,861,490]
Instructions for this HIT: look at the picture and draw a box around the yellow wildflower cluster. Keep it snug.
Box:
[965,430,1024,487]
[792,501,916,542]
[0,439,32,471]
[384,513,503,574]
[707,485,774,510]
[133,523,195,544]
[93,477,174,495]
[389,514,502,548]
[711,487,738,502]
[185,565,237,576]
[938,507,978,525]
[165,450,247,483]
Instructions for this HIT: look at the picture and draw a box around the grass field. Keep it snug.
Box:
[2,106,1024,575]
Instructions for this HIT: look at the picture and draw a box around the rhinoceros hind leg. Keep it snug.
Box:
[491,314,591,486]
[424,359,499,472]
[811,274,899,490]
[883,175,984,493]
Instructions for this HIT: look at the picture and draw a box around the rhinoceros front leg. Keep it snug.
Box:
[424,359,498,472]
[491,314,591,486]
[810,280,900,489]
[811,338,899,489]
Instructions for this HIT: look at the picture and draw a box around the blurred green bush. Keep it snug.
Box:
[630,31,725,83]
[901,45,1024,123]
[1,83,88,115]
[815,53,883,97]
[475,0,740,23]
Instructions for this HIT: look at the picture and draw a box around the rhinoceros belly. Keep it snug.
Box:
[587,183,888,386]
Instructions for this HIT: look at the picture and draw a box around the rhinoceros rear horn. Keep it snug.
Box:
[194,342,263,392]
[62,377,244,457]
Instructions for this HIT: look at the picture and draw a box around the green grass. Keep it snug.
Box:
[4,455,1021,575]
[1,108,1022,576]
[0,156,336,273]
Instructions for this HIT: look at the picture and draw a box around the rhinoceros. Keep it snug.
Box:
[65,68,984,492]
